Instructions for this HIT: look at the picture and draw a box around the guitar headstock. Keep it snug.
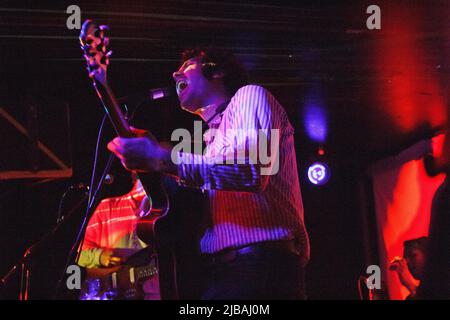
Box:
[79,19,112,85]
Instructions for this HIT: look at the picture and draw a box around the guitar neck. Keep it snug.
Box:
[93,79,133,138]
[135,264,158,281]
[92,78,167,219]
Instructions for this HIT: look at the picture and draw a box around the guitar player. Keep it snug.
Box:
[107,47,310,299]
[77,173,160,300]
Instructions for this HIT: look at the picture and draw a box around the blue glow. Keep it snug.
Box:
[307,162,330,185]
[303,85,328,143]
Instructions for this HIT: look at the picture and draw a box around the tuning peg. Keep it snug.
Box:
[86,65,96,78]
[89,62,100,71]
[82,44,92,53]
[96,27,108,40]
[93,27,102,38]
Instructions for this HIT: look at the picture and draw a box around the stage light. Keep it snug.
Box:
[303,85,328,144]
[307,162,330,185]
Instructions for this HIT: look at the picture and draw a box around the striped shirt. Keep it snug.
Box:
[176,85,310,263]
[79,186,148,260]
[78,184,160,299]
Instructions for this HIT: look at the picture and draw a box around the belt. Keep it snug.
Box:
[205,239,300,265]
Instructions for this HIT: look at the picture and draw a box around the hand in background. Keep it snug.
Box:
[99,249,122,267]
[389,256,420,295]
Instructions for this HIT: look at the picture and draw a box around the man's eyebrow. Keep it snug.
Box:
[180,61,189,69]
[180,58,197,69]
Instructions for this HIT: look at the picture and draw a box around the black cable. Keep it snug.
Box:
[53,113,111,299]
[53,97,132,298]
[74,153,114,264]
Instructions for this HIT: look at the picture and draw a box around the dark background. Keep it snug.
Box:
[0,0,448,299]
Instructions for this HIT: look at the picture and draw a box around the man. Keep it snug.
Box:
[419,129,450,299]
[389,237,428,299]
[77,176,160,300]
[107,48,310,299]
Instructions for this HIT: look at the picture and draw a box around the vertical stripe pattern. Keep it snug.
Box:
[177,85,310,263]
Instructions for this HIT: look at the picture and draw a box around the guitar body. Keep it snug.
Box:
[80,248,158,300]
[80,20,208,299]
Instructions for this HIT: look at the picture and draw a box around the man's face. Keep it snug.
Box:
[405,248,426,280]
[172,57,211,113]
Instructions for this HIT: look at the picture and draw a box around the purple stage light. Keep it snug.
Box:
[307,162,330,185]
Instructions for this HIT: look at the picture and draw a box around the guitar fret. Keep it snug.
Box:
[136,266,158,280]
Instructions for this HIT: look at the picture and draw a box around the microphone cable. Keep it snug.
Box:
[54,113,113,299]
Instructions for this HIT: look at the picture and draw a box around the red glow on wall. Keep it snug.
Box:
[372,134,446,300]
[372,4,447,134]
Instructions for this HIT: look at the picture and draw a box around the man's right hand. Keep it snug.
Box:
[107,128,176,174]
[389,256,419,294]
[99,249,122,267]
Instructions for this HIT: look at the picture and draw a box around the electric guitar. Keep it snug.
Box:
[79,19,179,299]
[80,248,158,300]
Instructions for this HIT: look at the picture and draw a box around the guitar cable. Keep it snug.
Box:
[54,113,114,299]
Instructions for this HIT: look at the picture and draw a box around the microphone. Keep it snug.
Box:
[56,183,90,223]
[148,87,174,100]
[104,173,114,185]
[118,86,174,104]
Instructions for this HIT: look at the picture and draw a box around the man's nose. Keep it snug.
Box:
[172,70,182,80]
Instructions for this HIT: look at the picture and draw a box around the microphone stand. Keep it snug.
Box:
[0,193,88,300]
[2,110,117,299]
[53,153,115,299]
[53,108,119,299]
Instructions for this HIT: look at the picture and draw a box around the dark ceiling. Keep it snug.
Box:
[1,0,448,164]
[0,0,448,300]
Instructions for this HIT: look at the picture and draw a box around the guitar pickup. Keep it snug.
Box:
[111,272,118,289]
[129,267,135,284]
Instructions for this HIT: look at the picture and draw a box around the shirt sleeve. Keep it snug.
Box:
[77,247,104,269]
[176,85,280,192]
[77,203,105,268]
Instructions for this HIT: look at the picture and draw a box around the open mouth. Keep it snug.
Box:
[176,79,188,96]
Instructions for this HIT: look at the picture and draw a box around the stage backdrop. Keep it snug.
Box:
[370,133,446,300]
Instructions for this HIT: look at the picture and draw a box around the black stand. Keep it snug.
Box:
[53,153,115,299]
[0,194,88,300]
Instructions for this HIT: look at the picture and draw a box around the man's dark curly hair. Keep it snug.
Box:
[180,47,249,97]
